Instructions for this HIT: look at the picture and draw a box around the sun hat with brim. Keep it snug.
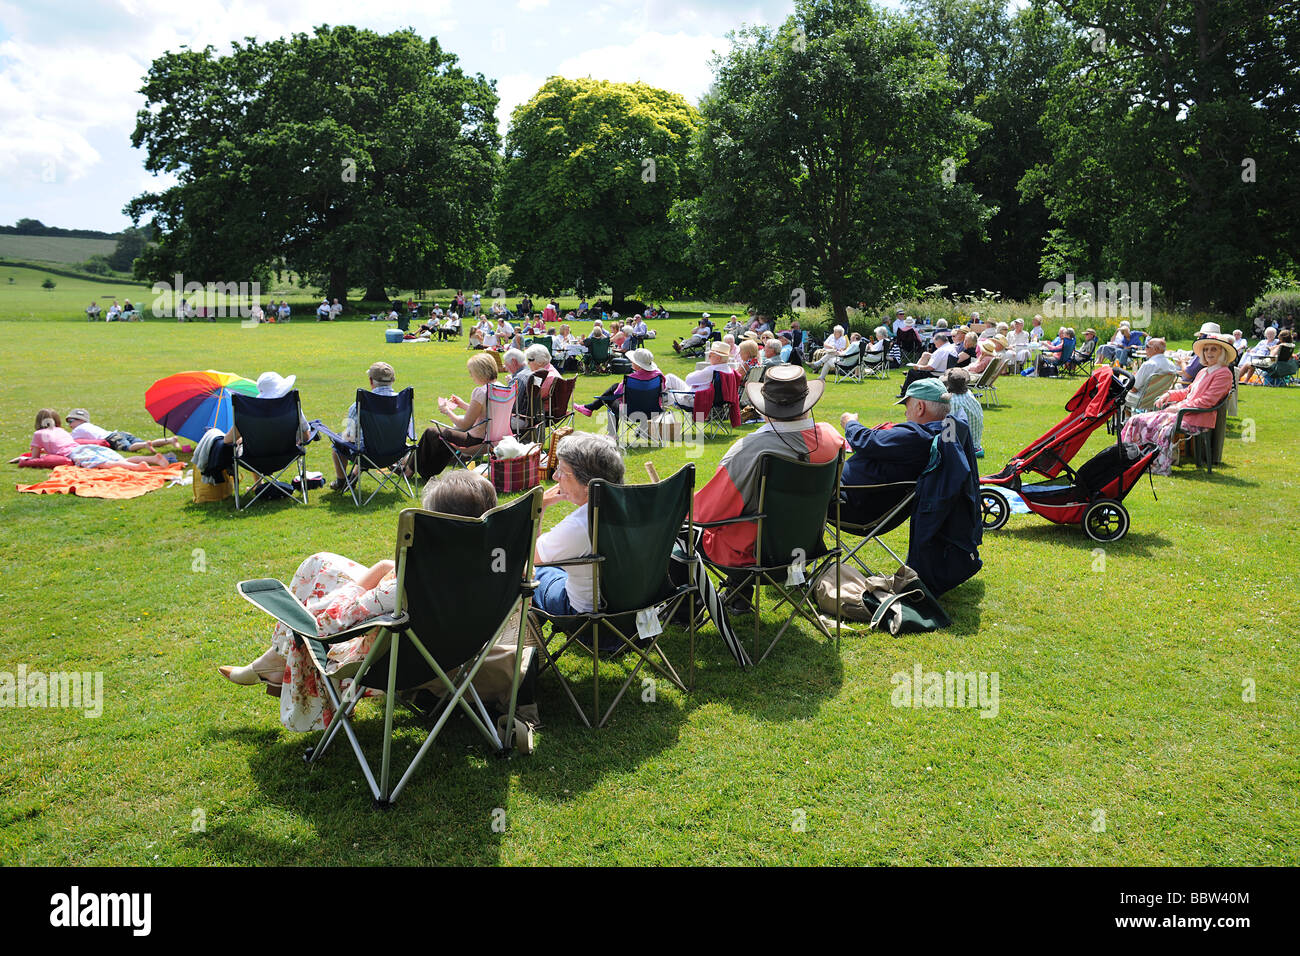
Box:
[979,338,1006,355]
[1193,336,1236,366]
[66,408,90,424]
[708,342,732,360]
[1198,321,1222,336]
[629,348,659,373]
[902,316,915,328]
[744,365,824,421]
[894,378,951,406]
[256,371,296,398]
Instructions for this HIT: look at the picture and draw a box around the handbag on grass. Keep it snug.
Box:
[813,563,951,634]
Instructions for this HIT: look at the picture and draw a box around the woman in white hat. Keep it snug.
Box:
[222,371,311,449]
[573,348,665,419]
[1121,336,1237,475]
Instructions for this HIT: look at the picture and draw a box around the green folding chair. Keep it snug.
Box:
[236,488,542,807]
[696,452,844,664]
[530,465,697,728]
[583,336,612,374]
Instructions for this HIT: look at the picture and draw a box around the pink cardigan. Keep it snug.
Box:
[1160,364,1232,429]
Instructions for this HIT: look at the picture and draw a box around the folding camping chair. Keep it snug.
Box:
[1172,396,1230,474]
[971,356,1009,408]
[832,342,866,383]
[862,345,890,379]
[432,380,517,469]
[671,369,739,440]
[827,481,918,578]
[613,372,673,447]
[531,466,697,728]
[333,387,418,506]
[1064,338,1097,375]
[230,391,311,510]
[696,452,844,665]
[895,328,924,366]
[236,489,542,807]
[583,336,612,374]
[518,374,577,446]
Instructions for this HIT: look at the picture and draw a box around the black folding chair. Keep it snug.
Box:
[530,466,696,728]
[333,388,417,506]
[826,481,917,577]
[614,372,673,447]
[230,391,311,510]
[696,452,844,664]
[236,489,542,807]
[519,375,578,447]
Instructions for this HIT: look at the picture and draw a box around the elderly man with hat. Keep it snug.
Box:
[1098,321,1134,366]
[836,378,952,525]
[668,341,737,413]
[329,362,409,491]
[692,366,842,609]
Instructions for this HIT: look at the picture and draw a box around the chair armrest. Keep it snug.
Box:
[322,611,411,644]
[535,555,605,569]
[237,578,408,642]
[693,513,765,529]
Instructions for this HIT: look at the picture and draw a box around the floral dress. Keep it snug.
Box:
[271,553,398,732]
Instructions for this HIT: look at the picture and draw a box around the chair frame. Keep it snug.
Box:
[335,387,418,506]
[231,391,311,511]
[531,468,697,728]
[833,344,866,384]
[431,380,517,469]
[695,452,844,665]
[236,490,542,807]
[827,481,918,578]
[614,372,673,448]
[970,356,1009,408]
[1172,396,1230,474]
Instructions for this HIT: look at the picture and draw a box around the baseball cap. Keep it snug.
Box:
[894,378,951,405]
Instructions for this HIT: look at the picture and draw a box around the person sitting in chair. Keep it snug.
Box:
[1121,336,1236,475]
[693,366,841,611]
[836,378,951,526]
[413,353,500,479]
[671,342,734,413]
[217,470,531,732]
[222,371,311,449]
[572,348,666,426]
[1129,338,1178,404]
[531,433,626,617]
[674,317,714,353]
[329,362,409,491]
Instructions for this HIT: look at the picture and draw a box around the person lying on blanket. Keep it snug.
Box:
[23,409,171,470]
[65,408,180,454]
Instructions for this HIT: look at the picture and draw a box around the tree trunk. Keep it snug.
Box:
[831,294,849,331]
[328,265,349,307]
[611,287,625,312]
[364,254,387,303]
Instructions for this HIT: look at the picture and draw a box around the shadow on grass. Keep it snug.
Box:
[991,521,1170,556]
[205,720,515,864]
[1167,465,1257,487]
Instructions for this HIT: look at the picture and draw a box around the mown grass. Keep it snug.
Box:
[0,303,1296,866]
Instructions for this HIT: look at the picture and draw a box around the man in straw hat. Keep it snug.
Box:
[670,341,737,413]
[692,366,841,608]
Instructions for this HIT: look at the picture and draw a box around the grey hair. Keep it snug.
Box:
[523,343,551,365]
[503,347,526,368]
[556,432,624,487]
[919,399,950,418]
[874,326,889,338]
[764,340,780,354]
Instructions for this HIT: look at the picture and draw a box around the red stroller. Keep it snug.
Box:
[979,367,1157,541]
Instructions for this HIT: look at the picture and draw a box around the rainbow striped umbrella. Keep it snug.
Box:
[146,370,259,442]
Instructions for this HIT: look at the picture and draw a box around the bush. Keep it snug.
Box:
[1247,288,1300,333]
[81,255,112,276]
[484,264,512,295]
[41,278,55,290]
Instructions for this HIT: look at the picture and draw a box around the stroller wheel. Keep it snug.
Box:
[980,489,1010,531]
[1083,499,1129,542]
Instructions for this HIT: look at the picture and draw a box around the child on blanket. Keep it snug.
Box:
[21,409,171,470]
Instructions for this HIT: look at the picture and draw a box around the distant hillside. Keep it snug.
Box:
[0,219,120,240]
[0,235,118,264]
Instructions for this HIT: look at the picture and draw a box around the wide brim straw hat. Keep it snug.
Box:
[629,348,659,373]
[1193,335,1236,365]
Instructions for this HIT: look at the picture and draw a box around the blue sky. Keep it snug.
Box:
[0,0,925,233]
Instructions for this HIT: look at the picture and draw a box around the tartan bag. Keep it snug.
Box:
[491,443,542,493]
[541,425,574,481]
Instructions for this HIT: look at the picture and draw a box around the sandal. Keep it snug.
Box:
[329,478,350,492]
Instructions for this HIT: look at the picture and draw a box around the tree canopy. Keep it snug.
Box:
[127,25,500,303]
[497,77,701,308]
[687,0,990,324]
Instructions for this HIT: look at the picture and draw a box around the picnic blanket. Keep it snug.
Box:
[17,462,185,499]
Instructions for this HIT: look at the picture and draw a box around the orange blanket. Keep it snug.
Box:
[17,462,185,499]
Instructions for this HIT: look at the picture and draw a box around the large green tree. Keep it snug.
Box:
[1025,0,1300,311]
[687,0,990,325]
[497,77,701,308]
[908,0,1070,299]
[127,26,500,304]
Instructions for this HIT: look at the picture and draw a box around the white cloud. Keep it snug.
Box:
[517,0,550,10]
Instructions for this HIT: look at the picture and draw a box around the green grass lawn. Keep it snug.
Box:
[0,304,1296,866]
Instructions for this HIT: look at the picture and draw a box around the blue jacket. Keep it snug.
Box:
[907,415,982,595]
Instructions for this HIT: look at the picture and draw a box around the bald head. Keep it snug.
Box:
[1146,338,1166,354]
